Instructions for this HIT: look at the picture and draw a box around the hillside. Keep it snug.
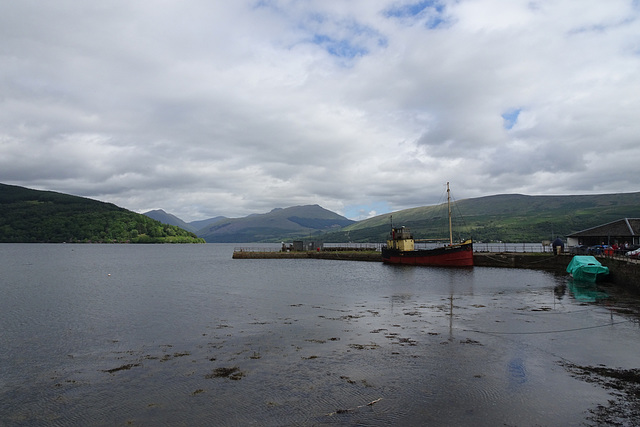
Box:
[143,209,197,232]
[0,183,204,243]
[8,182,638,244]
[143,210,226,233]
[198,204,355,243]
[319,192,640,243]
[189,216,226,232]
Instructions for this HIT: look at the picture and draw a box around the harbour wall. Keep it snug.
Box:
[473,253,640,291]
[232,249,381,262]
[233,250,640,292]
[473,252,568,271]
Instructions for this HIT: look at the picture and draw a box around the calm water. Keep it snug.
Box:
[1,244,639,426]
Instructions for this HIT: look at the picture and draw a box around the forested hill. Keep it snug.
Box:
[5,182,639,244]
[320,192,640,243]
[0,183,204,243]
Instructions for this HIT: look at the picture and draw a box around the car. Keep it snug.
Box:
[587,245,608,255]
[569,245,589,255]
[626,247,640,259]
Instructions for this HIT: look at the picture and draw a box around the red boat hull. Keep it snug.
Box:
[381,242,473,267]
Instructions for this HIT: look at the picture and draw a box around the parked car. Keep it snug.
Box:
[626,248,640,259]
[570,245,589,255]
[587,245,609,255]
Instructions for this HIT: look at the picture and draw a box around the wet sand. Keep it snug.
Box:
[32,281,640,426]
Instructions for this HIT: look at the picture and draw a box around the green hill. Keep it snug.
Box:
[198,204,354,243]
[188,216,226,232]
[9,181,638,244]
[0,183,204,243]
[142,209,227,234]
[319,192,640,243]
[143,209,198,233]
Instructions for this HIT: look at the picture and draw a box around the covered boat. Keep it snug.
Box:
[566,256,609,282]
[381,183,473,267]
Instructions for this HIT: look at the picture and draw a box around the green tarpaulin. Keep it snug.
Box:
[566,256,609,283]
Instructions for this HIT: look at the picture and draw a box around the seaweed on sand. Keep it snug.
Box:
[562,362,640,425]
[205,366,245,380]
[102,363,141,373]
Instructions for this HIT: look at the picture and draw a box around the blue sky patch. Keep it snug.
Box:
[343,201,393,221]
[309,19,386,59]
[254,2,385,59]
[502,108,521,130]
[312,34,368,58]
[385,0,441,18]
[384,1,446,29]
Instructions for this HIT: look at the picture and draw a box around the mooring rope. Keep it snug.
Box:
[523,256,558,265]
[465,319,632,335]
[480,254,513,264]
[478,253,562,267]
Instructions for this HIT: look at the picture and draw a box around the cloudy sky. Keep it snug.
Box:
[1,1,639,221]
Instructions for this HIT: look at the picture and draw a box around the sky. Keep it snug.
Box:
[1,0,639,221]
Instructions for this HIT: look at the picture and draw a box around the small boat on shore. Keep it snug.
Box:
[381,183,473,267]
[566,255,609,282]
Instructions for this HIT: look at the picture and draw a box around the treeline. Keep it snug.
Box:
[0,184,204,243]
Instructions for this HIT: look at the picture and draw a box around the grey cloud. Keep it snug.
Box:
[1,0,639,221]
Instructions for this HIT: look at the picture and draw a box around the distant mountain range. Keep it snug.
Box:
[144,205,354,243]
[3,182,640,244]
[142,209,226,234]
[146,192,640,243]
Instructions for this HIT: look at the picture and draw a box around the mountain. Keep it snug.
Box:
[198,204,355,243]
[143,209,197,232]
[142,209,227,233]
[189,216,226,231]
[7,181,638,244]
[320,192,640,243]
[0,183,204,243]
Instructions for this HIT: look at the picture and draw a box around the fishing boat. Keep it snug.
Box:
[566,255,609,283]
[381,183,473,266]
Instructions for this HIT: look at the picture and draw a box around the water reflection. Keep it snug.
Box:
[1,244,640,426]
[554,283,567,300]
[566,279,609,302]
[508,357,528,387]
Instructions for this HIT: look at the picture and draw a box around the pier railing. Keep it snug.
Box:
[233,243,382,253]
[234,242,550,253]
[232,243,640,264]
[233,247,281,253]
[473,242,548,253]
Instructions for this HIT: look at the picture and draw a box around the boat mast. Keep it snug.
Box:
[447,182,453,245]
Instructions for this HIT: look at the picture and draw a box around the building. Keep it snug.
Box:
[567,218,640,248]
